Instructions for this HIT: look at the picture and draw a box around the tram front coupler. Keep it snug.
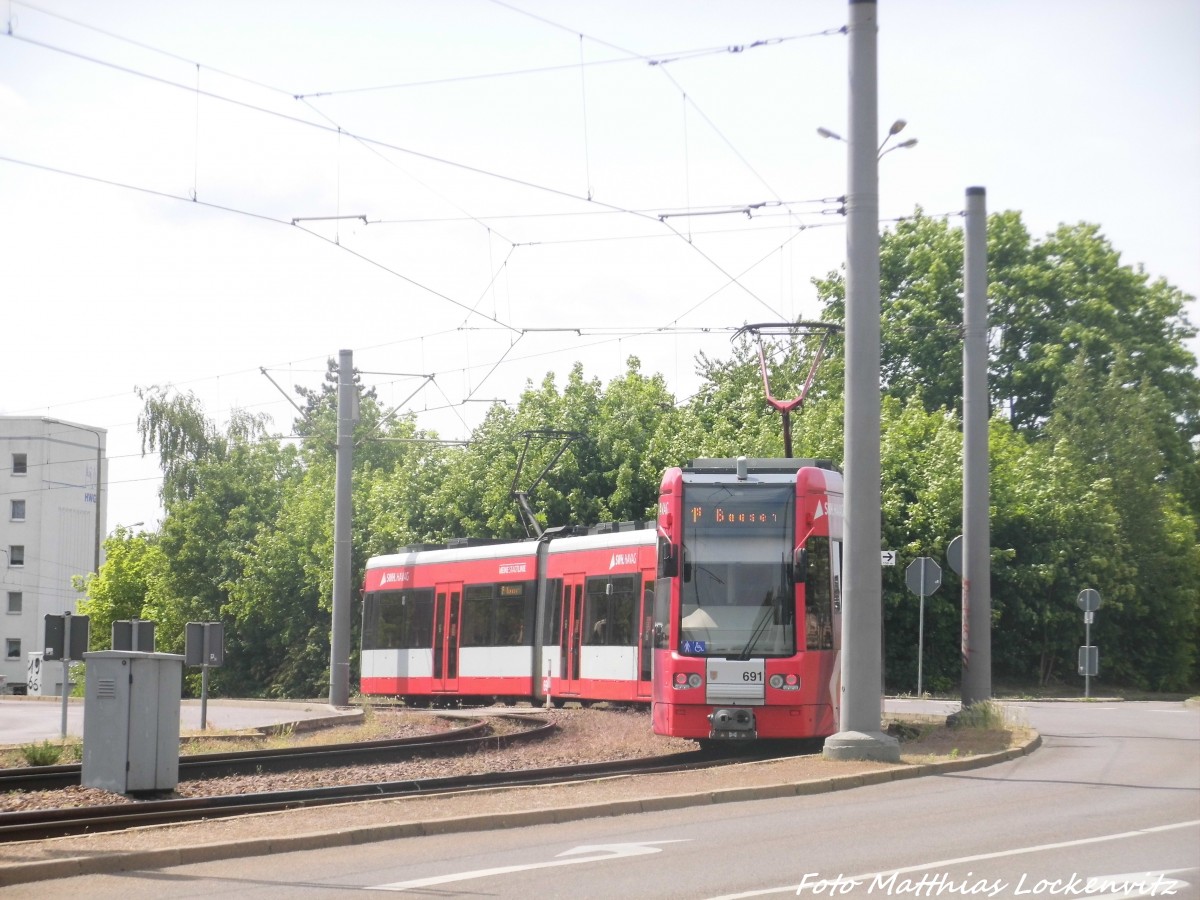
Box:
[708,707,757,740]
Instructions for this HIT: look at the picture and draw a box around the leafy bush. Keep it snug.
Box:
[21,740,64,766]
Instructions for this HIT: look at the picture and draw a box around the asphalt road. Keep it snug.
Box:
[7,700,1197,898]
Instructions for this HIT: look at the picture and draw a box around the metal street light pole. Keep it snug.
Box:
[961,186,992,706]
[823,0,899,763]
[329,349,355,707]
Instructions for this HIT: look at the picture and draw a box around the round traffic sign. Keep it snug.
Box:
[1077,589,1101,612]
[947,534,963,575]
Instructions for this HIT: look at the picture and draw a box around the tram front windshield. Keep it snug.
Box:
[679,483,795,658]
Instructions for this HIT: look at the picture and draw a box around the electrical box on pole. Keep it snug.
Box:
[44,612,89,735]
[112,619,156,652]
[185,621,225,731]
[43,613,89,663]
[1077,646,1099,677]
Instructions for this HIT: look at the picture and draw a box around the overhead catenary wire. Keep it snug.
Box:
[1,5,871,466]
[3,10,812,318]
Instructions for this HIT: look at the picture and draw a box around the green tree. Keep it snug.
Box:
[812,212,1199,449]
[134,387,302,694]
[877,398,964,693]
[988,424,1124,686]
[431,358,682,538]
[1045,357,1199,688]
[75,527,168,650]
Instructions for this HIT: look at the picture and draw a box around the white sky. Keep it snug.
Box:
[2,0,1197,534]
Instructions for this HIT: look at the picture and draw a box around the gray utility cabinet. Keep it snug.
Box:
[82,651,184,794]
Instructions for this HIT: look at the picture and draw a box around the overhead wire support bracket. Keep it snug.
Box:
[260,366,315,427]
[363,374,437,445]
[291,215,368,225]
[658,201,777,221]
[733,321,842,458]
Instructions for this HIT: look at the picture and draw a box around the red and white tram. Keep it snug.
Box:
[652,458,843,742]
[361,524,657,706]
[361,456,843,744]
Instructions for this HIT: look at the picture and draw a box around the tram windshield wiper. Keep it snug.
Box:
[737,591,778,660]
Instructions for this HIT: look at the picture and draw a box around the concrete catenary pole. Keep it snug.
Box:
[329,348,354,707]
[823,0,899,762]
[961,187,992,706]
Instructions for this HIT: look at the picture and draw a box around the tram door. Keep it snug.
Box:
[637,573,654,698]
[559,574,585,695]
[433,582,462,692]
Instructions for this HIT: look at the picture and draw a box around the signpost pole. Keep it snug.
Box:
[1084,612,1091,699]
[60,612,71,738]
[1076,589,1101,698]
[200,626,210,731]
[917,566,925,697]
[906,558,941,699]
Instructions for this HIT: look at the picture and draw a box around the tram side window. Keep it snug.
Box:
[804,536,834,650]
[363,589,435,650]
[612,576,637,645]
[653,577,671,649]
[583,574,639,646]
[461,585,495,647]
[461,582,535,646]
[496,582,533,645]
[542,578,564,645]
[362,593,381,650]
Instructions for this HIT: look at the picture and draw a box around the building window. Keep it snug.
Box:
[4,639,18,660]
[7,546,23,567]
[10,499,24,521]
[6,591,20,614]
[11,453,27,475]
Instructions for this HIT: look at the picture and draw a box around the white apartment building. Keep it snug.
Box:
[1,417,106,694]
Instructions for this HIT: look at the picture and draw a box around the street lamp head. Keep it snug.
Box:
[878,136,919,160]
[817,126,845,142]
[888,119,907,135]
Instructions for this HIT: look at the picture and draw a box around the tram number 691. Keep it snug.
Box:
[742,671,763,682]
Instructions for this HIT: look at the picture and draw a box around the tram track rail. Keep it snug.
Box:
[0,744,787,843]
[0,714,550,794]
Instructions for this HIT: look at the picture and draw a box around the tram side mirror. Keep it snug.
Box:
[659,541,678,578]
[792,547,808,583]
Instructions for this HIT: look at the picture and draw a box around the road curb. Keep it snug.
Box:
[0,730,1041,887]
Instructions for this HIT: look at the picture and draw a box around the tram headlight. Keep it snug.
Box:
[673,672,703,690]
[769,673,800,691]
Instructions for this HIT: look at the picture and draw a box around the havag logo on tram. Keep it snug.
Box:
[609,551,638,569]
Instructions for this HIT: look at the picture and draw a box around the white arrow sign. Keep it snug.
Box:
[881,550,896,566]
[369,841,689,891]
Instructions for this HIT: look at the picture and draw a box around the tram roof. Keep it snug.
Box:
[683,458,839,474]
